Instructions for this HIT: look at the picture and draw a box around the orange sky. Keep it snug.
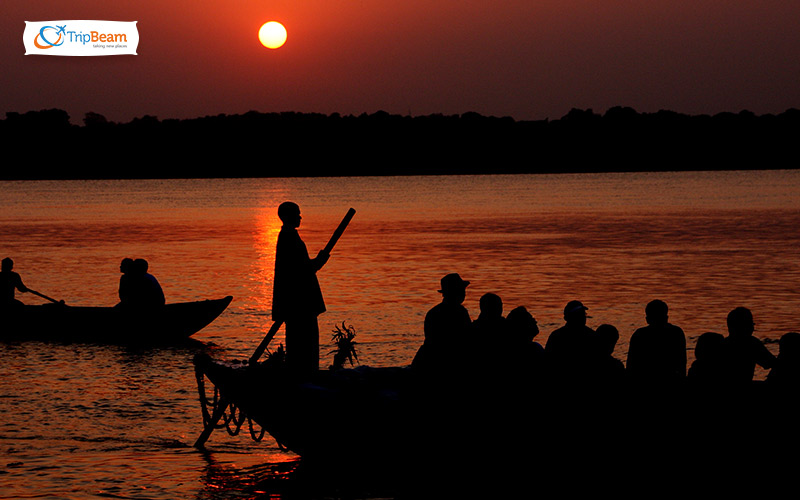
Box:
[3,0,800,123]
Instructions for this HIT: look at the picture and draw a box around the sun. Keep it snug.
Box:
[258,21,287,49]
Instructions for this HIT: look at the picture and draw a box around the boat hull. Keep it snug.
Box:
[195,354,415,460]
[1,296,232,343]
[194,349,800,491]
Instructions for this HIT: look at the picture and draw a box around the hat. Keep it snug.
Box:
[564,300,588,315]
[438,273,470,294]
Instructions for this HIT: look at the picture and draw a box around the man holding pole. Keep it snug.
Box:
[272,202,331,377]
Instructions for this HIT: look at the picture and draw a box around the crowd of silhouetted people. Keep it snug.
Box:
[405,273,800,489]
[411,273,800,395]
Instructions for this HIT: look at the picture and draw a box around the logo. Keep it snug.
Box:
[33,25,66,49]
[24,21,139,56]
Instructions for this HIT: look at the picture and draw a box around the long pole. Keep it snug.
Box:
[323,207,356,255]
[249,320,284,366]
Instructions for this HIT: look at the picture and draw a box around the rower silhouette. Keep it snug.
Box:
[0,258,29,310]
[272,202,330,377]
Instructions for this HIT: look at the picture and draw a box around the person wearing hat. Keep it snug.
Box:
[626,299,687,388]
[411,273,472,375]
[272,201,330,377]
[544,300,600,385]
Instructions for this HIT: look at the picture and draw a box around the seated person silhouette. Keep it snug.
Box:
[0,257,29,311]
[503,305,545,381]
[411,273,472,376]
[116,257,135,307]
[766,332,800,389]
[687,331,726,386]
[626,299,687,388]
[471,292,505,340]
[544,300,599,385]
[506,306,542,350]
[720,307,775,385]
[124,258,166,309]
[595,324,625,387]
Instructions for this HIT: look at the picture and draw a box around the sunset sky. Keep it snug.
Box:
[3,1,800,124]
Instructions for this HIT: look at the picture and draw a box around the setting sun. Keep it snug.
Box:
[258,21,287,49]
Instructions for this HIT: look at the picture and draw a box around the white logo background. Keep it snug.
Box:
[24,20,139,56]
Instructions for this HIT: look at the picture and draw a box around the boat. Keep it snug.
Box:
[193,352,416,458]
[0,296,233,343]
[192,344,800,494]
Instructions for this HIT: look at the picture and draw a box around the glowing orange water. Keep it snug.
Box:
[1,172,798,497]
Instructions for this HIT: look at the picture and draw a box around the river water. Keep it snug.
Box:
[1,171,799,498]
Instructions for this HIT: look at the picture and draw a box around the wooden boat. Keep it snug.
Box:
[0,296,233,343]
[192,346,800,490]
[193,352,416,460]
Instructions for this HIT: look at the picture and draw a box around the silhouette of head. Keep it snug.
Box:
[133,258,149,274]
[727,307,755,338]
[596,324,619,356]
[506,306,539,341]
[438,273,469,303]
[479,293,503,319]
[1,258,12,272]
[563,300,588,326]
[645,299,669,326]
[120,258,133,274]
[278,201,301,228]
[695,332,724,361]
[778,332,800,362]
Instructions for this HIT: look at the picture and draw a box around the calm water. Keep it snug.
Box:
[1,172,799,498]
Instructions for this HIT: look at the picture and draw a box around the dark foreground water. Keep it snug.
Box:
[1,171,799,498]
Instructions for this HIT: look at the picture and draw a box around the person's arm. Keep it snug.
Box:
[754,338,777,370]
[15,274,29,293]
[312,249,330,271]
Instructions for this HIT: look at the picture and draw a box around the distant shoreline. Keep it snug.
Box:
[2,107,798,180]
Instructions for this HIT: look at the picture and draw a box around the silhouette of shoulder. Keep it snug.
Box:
[425,301,471,341]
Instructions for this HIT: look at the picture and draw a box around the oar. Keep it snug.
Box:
[249,320,283,366]
[248,207,356,366]
[29,289,65,305]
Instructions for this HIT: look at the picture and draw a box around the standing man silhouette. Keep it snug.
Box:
[272,202,329,377]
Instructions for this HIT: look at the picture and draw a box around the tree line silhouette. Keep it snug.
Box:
[2,106,797,179]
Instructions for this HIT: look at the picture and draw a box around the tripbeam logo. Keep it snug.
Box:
[24,20,139,56]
